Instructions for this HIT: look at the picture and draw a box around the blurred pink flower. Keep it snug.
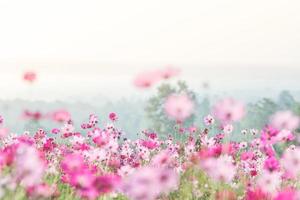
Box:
[61,153,86,174]
[23,71,37,83]
[281,147,300,178]
[256,170,281,193]
[200,155,236,183]
[94,175,121,195]
[212,98,246,123]
[133,70,162,88]
[151,150,173,167]
[14,144,46,187]
[164,94,194,122]
[52,110,71,123]
[51,128,60,134]
[121,166,178,200]
[69,169,96,188]
[140,140,158,150]
[270,110,300,131]
[23,110,43,121]
[275,129,295,142]
[0,128,8,139]
[159,66,181,79]
[188,125,197,134]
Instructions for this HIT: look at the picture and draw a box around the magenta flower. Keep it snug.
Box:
[109,112,118,121]
[264,156,280,172]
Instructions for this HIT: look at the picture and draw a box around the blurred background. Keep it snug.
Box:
[0,0,299,137]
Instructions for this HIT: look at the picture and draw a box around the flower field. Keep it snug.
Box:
[0,68,299,200]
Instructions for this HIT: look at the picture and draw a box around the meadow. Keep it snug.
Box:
[0,68,299,200]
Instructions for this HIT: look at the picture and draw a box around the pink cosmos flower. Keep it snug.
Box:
[270,110,300,131]
[151,150,173,167]
[60,153,86,174]
[260,125,280,145]
[200,155,236,183]
[133,70,162,88]
[51,110,71,123]
[188,126,197,134]
[51,128,60,134]
[256,170,282,194]
[140,140,158,150]
[109,112,118,121]
[43,138,57,152]
[69,169,96,189]
[156,168,179,194]
[240,151,255,161]
[121,166,178,200]
[164,94,194,122]
[14,144,46,187]
[281,147,300,178]
[223,124,234,134]
[23,110,43,121]
[275,129,295,142]
[94,175,121,195]
[204,114,215,126]
[81,114,98,129]
[212,98,246,123]
[61,123,74,134]
[264,156,280,172]
[23,71,37,83]
[92,130,110,148]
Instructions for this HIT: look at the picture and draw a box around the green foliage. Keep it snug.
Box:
[242,98,278,129]
[145,81,197,137]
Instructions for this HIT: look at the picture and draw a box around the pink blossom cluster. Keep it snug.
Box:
[0,105,299,199]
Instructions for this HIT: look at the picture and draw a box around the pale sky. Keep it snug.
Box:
[0,0,299,101]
